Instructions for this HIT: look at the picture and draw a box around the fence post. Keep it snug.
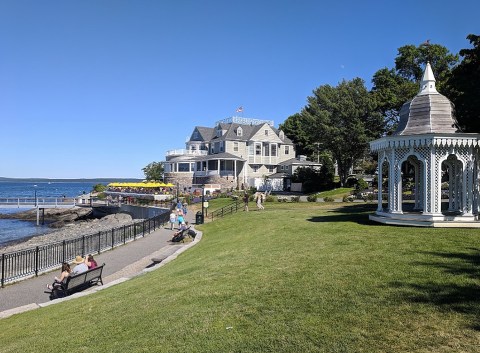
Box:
[1,254,5,288]
[35,246,39,277]
[143,221,146,237]
[111,228,115,249]
[98,232,101,254]
[82,235,85,256]
[123,225,126,244]
[62,240,66,263]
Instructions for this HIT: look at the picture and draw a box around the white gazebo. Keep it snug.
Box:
[369,63,480,227]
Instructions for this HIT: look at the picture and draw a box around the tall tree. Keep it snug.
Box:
[279,113,315,157]
[445,34,480,132]
[142,162,164,181]
[305,78,384,186]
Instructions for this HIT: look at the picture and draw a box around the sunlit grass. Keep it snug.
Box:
[1,203,479,352]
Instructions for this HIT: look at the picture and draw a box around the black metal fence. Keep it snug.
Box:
[0,211,170,287]
[209,200,243,221]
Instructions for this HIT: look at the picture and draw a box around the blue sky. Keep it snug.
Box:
[1,0,478,179]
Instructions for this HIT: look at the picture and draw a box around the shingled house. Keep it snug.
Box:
[164,117,320,191]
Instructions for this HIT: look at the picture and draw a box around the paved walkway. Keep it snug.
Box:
[0,213,201,319]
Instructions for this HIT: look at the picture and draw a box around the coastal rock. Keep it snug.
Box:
[0,207,92,226]
[1,212,137,254]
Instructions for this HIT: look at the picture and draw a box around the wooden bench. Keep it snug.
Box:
[45,263,105,300]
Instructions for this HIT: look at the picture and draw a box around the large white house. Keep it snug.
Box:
[164,117,319,191]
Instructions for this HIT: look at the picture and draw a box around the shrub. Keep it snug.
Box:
[277,196,288,202]
[307,194,318,202]
[323,196,335,202]
[343,195,354,202]
[291,196,300,202]
[265,195,275,202]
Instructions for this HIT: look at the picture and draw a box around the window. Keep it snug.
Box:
[178,163,190,172]
[248,144,254,155]
[193,131,199,139]
[268,165,275,173]
[280,165,284,170]
[264,143,269,156]
[252,165,259,172]
[284,146,290,155]
[237,127,243,136]
[220,142,224,152]
[265,129,269,136]
[234,142,239,152]
[271,144,277,156]
[255,144,261,155]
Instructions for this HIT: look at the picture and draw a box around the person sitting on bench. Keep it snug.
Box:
[72,255,88,275]
[46,262,71,290]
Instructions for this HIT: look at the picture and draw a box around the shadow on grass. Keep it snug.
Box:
[307,203,379,226]
[392,249,480,330]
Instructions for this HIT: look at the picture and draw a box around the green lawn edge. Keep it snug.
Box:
[0,202,479,353]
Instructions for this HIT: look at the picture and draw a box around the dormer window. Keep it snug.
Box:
[279,130,284,140]
[265,130,269,136]
[237,127,243,137]
[193,131,199,139]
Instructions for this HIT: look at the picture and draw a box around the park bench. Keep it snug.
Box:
[45,263,105,300]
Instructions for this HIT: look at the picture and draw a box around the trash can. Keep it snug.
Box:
[196,211,204,225]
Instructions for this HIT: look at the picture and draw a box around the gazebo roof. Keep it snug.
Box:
[393,62,461,136]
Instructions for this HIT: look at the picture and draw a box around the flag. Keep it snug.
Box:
[236,106,243,113]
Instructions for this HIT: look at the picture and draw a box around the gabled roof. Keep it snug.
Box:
[209,122,294,144]
[191,126,215,141]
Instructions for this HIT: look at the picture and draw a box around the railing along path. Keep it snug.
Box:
[0,211,170,287]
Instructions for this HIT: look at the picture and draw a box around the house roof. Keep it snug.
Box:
[196,152,245,161]
[279,157,321,166]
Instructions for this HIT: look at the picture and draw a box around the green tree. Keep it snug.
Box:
[92,184,106,192]
[142,161,164,181]
[306,78,384,186]
[279,113,315,157]
[445,34,480,132]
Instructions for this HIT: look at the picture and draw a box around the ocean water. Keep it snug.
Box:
[0,181,100,248]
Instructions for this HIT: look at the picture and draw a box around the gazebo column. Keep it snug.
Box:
[421,152,440,216]
[376,157,384,212]
[389,151,403,214]
[462,159,474,216]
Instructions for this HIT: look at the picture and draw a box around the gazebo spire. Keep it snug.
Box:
[418,62,437,95]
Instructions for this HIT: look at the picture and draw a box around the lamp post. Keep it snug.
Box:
[34,185,39,226]
[201,185,205,219]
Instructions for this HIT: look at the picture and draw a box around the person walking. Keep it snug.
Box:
[256,192,265,210]
[243,193,249,212]
[169,210,177,230]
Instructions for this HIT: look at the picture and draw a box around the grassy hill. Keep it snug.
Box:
[1,203,479,352]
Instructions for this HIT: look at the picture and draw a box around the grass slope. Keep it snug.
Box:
[1,203,479,352]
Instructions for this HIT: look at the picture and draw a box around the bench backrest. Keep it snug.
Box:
[64,264,104,291]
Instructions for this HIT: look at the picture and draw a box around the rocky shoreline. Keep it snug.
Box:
[0,208,138,254]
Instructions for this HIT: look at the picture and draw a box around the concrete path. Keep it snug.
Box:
[0,213,200,319]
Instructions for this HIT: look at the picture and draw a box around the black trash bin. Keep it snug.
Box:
[196,211,204,225]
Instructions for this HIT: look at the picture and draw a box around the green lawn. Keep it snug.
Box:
[318,187,353,199]
[1,203,479,352]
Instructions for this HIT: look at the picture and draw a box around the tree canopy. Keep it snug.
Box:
[445,34,480,132]
[142,161,164,181]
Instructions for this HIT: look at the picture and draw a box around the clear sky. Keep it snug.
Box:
[1,0,478,179]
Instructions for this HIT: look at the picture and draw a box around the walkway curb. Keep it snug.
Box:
[0,228,203,320]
